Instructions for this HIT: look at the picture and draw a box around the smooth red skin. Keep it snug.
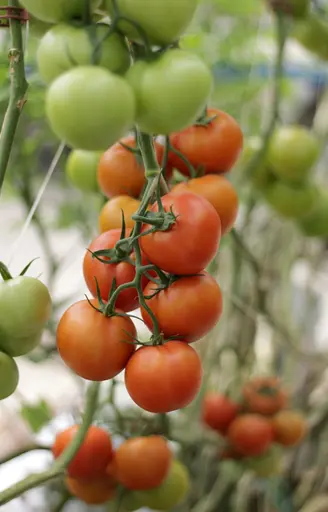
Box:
[243,377,289,416]
[169,108,243,175]
[66,476,116,505]
[141,272,223,343]
[57,299,136,381]
[125,341,203,413]
[113,436,172,490]
[83,228,148,312]
[52,425,113,480]
[228,414,274,457]
[140,192,221,275]
[202,393,239,434]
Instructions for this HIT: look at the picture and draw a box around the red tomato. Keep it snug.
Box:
[202,393,239,434]
[125,341,202,413]
[112,436,172,490]
[57,299,136,381]
[228,414,274,457]
[141,272,222,342]
[169,109,243,175]
[65,476,116,505]
[272,410,307,447]
[52,425,113,480]
[243,376,288,416]
[140,192,221,275]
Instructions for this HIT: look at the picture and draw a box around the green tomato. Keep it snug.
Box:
[126,49,212,135]
[46,66,135,151]
[264,181,318,219]
[240,136,275,190]
[297,190,328,237]
[19,0,101,24]
[267,126,320,183]
[243,446,283,478]
[293,14,328,61]
[133,460,190,511]
[66,150,102,192]
[37,24,131,84]
[0,277,52,357]
[0,352,19,400]
[107,0,198,45]
[269,0,308,18]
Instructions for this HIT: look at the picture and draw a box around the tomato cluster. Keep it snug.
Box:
[202,376,307,478]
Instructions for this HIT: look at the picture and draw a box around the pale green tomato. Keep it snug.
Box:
[107,0,198,45]
[37,24,131,84]
[66,150,102,192]
[46,66,135,151]
[126,49,212,135]
[243,446,283,478]
[264,181,318,219]
[0,277,52,357]
[297,190,328,237]
[293,14,328,60]
[19,0,101,24]
[0,352,19,400]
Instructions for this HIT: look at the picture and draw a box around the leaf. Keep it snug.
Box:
[20,400,52,433]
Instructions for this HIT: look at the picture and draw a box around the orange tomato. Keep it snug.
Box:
[99,195,141,233]
[243,376,288,416]
[272,410,307,447]
[65,476,116,505]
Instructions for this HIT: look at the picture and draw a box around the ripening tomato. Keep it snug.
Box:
[46,66,135,151]
[228,414,274,457]
[37,24,130,84]
[264,181,318,219]
[272,411,307,447]
[19,0,100,23]
[126,50,212,135]
[243,376,288,416]
[0,352,19,400]
[65,476,116,505]
[140,192,221,275]
[297,189,328,237]
[243,446,283,478]
[125,341,202,413]
[169,109,243,175]
[141,273,223,343]
[52,425,113,480]
[202,393,239,434]
[83,229,145,312]
[56,299,136,381]
[66,150,102,193]
[112,436,172,491]
[172,175,238,235]
[99,196,141,233]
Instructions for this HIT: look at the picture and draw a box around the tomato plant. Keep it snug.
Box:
[0,351,19,400]
[202,393,239,434]
[272,410,307,447]
[140,192,221,275]
[65,149,102,193]
[228,414,274,457]
[264,181,318,219]
[56,299,136,381]
[19,0,101,23]
[99,195,141,233]
[141,272,223,342]
[52,425,113,480]
[126,50,212,135]
[243,376,288,416]
[65,476,116,505]
[125,341,202,413]
[112,436,172,490]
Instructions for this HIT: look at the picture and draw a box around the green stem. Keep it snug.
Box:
[0,0,28,197]
[0,382,100,506]
[0,261,12,281]
[0,445,50,466]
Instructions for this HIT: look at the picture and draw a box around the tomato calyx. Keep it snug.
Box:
[257,385,279,398]
[0,262,12,281]
[195,113,218,128]
[133,208,177,232]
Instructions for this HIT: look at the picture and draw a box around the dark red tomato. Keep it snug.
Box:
[202,393,239,434]
[52,425,113,480]
[169,108,243,176]
[243,376,289,416]
[141,272,223,343]
[140,192,221,275]
[125,341,203,413]
[228,414,274,457]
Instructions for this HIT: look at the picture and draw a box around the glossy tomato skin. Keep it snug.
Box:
[228,414,274,457]
[57,300,136,381]
[52,425,113,480]
[243,376,288,416]
[172,175,239,235]
[140,192,221,275]
[0,277,52,357]
[169,109,243,175]
[65,476,116,505]
[125,341,202,413]
[20,0,100,23]
[46,66,135,151]
[272,411,307,447]
[126,50,212,135]
[141,273,223,343]
[99,196,141,233]
[0,352,19,400]
[112,436,172,490]
[66,150,102,193]
[202,393,239,434]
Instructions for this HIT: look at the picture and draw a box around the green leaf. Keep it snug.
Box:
[20,400,52,433]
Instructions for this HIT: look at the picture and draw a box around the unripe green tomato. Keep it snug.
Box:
[37,24,131,84]
[0,352,19,400]
[293,14,328,61]
[107,0,198,45]
[126,49,212,135]
[243,446,283,478]
[66,150,102,193]
[19,0,101,24]
[297,190,328,237]
[267,126,320,183]
[264,181,318,219]
[46,66,135,151]
[0,277,52,357]
[269,0,308,18]
[239,136,275,190]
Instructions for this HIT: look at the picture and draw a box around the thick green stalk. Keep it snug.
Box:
[0,0,28,196]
